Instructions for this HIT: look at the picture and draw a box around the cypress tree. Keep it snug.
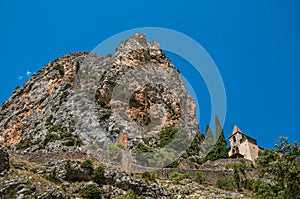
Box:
[205,116,228,161]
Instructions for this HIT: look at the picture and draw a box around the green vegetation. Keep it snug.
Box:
[92,166,105,185]
[135,142,152,153]
[59,91,69,105]
[255,136,300,198]
[64,160,74,181]
[64,160,94,182]
[201,125,215,154]
[168,171,190,183]
[46,168,60,184]
[142,172,156,182]
[226,160,255,191]
[165,160,179,168]
[0,190,17,199]
[54,64,64,76]
[205,117,228,161]
[134,142,153,167]
[149,148,177,168]
[16,136,32,150]
[216,178,235,191]
[81,160,94,175]
[63,137,83,146]
[108,143,122,161]
[15,135,40,150]
[158,127,178,147]
[116,189,145,199]
[225,160,254,171]
[195,171,206,184]
[75,61,80,73]
[79,184,102,199]
[233,166,241,191]
[43,133,60,146]
[182,131,204,164]
[187,132,204,156]
[100,111,112,120]
[48,125,68,134]
[45,115,53,125]
[45,125,82,147]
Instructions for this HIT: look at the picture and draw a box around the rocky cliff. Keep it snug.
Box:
[0,34,201,169]
[0,34,251,198]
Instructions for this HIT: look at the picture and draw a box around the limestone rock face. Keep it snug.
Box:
[0,34,201,164]
[0,142,9,172]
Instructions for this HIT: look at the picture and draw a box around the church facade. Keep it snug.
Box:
[228,125,261,163]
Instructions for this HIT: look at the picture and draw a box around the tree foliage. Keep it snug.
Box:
[92,166,105,185]
[205,117,228,161]
[79,184,102,199]
[256,136,300,198]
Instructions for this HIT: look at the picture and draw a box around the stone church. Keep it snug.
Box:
[228,125,262,163]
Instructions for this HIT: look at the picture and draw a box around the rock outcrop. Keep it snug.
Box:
[0,34,254,198]
[0,33,202,169]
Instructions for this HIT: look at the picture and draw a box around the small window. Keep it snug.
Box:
[233,136,236,142]
[240,138,246,144]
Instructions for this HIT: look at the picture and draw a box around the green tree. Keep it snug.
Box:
[201,125,215,154]
[205,116,228,161]
[157,127,178,147]
[92,166,105,185]
[81,160,94,175]
[256,136,300,198]
[79,184,102,199]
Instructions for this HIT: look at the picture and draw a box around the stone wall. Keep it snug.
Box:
[132,159,256,185]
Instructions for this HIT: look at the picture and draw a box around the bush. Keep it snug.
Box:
[168,171,189,183]
[233,166,241,190]
[79,184,102,199]
[81,160,94,175]
[158,127,178,147]
[64,160,74,181]
[45,115,53,125]
[142,172,156,182]
[64,160,91,182]
[251,180,282,199]
[241,179,255,191]
[134,142,152,153]
[116,189,144,199]
[46,125,82,147]
[59,91,69,105]
[48,125,68,133]
[16,137,32,150]
[43,133,60,146]
[46,168,60,184]
[216,178,235,191]
[225,161,254,170]
[195,172,205,184]
[54,64,64,76]
[92,166,105,185]
[63,137,82,146]
[166,160,179,168]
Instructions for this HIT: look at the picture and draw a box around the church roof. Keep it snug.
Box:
[229,125,257,144]
[231,125,242,135]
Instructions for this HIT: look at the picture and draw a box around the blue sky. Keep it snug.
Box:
[1,1,299,149]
